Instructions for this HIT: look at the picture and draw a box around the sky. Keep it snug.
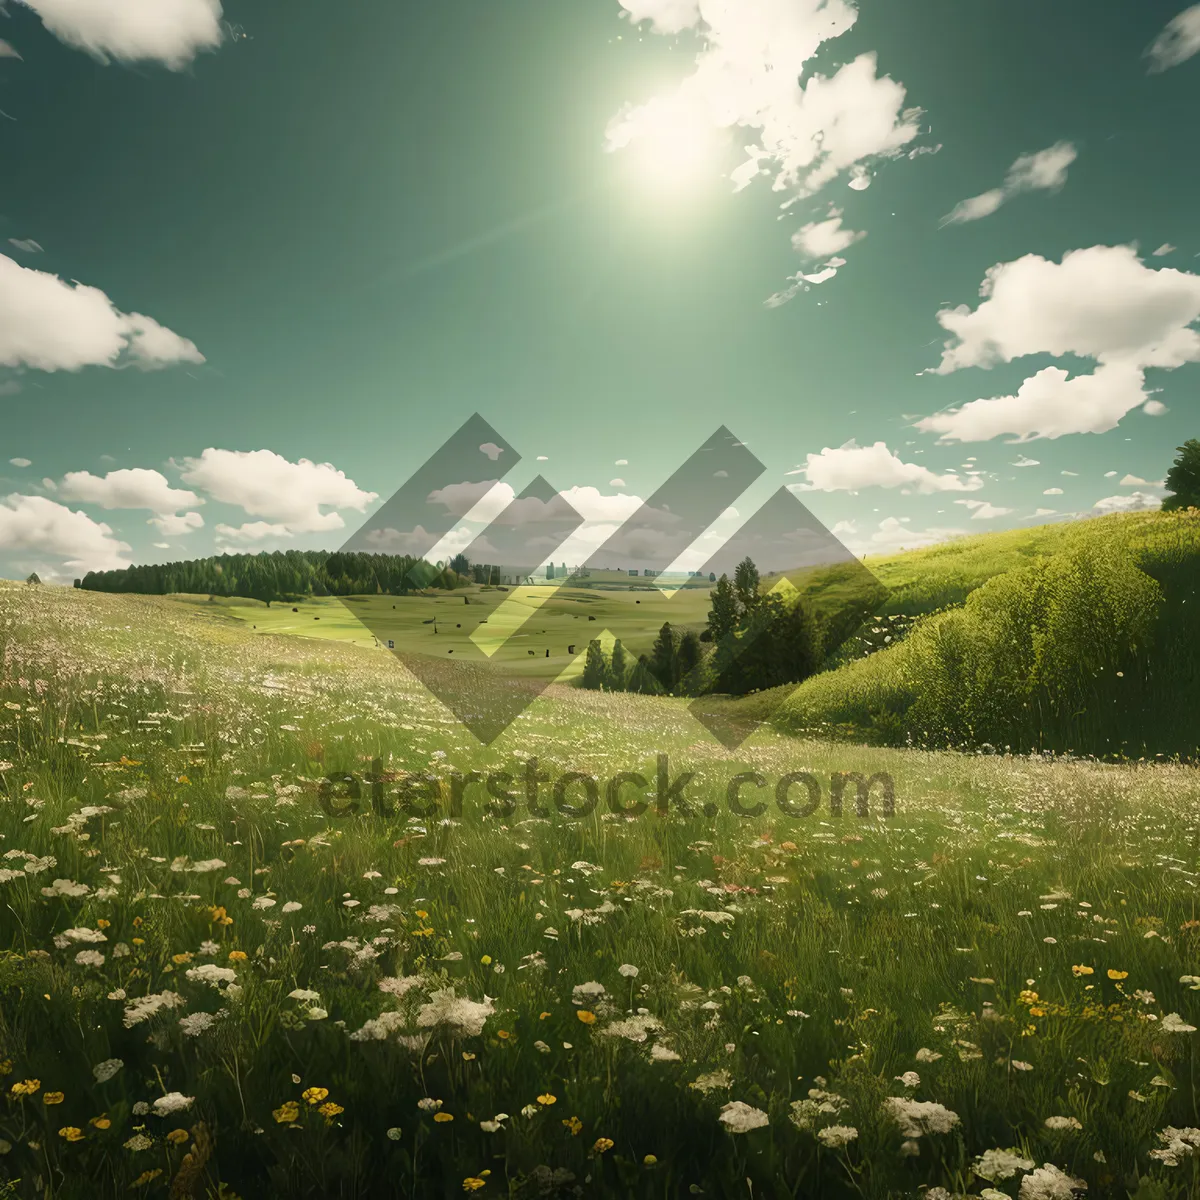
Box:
[1,0,1199,581]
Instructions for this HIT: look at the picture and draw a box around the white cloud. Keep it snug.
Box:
[19,0,224,70]
[1044,487,1064,495]
[426,481,516,523]
[148,511,204,536]
[180,449,378,536]
[479,442,504,462]
[842,516,966,557]
[214,521,293,544]
[607,1,923,286]
[0,40,21,60]
[1154,243,1177,256]
[1146,5,1200,73]
[7,238,41,254]
[954,499,1013,520]
[1033,507,1057,516]
[918,245,1200,441]
[0,254,204,373]
[1120,474,1147,486]
[941,142,1076,226]
[615,458,628,466]
[9,458,31,468]
[930,246,1200,374]
[794,441,985,494]
[918,363,1150,443]
[59,468,200,514]
[152,542,170,550]
[1092,491,1163,515]
[1011,455,1040,467]
[1144,398,1168,415]
[0,494,130,573]
[610,477,626,487]
[791,209,864,259]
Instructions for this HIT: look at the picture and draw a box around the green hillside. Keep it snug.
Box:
[773,510,1200,759]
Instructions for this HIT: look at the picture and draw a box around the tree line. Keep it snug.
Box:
[76,550,504,604]
[579,555,843,699]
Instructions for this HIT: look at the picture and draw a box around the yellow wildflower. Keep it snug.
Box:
[537,1094,556,1106]
[44,1091,65,1105]
[593,1137,614,1153]
[131,937,145,946]
[58,1127,84,1142]
[273,1101,300,1124]
[166,1129,189,1145]
[562,1116,583,1136]
[90,1115,111,1130]
[172,953,193,965]
[228,950,248,962]
[433,1112,454,1123]
[576,1010,597,1025]
[462,1180,486,1193]
[130,1170,163,1187]
[644,1154,658,1166]
[1107,969,1129,980]
[1071,965,1094,977]
[301,1087,328,1105]
[10,1079,40,1097]
[319,1102,344,1119]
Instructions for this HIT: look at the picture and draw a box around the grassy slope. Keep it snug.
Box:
[1,583,1199,1197]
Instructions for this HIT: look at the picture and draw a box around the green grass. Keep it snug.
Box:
[1,582,1200,1198]
[207,583,713,683]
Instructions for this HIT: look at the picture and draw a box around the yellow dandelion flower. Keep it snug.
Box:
[480,955,492,965]
[301,1087,328,1105]
[96,919,110,929]
[415,910,428,920]
[462,1179,486,1193]
[1107,969,1129,980]
[172,953,193,965]
[497,1030,510,1040]
[44,1091,65,1105]
[131,937,145,947]
[11,1079,40,1097]
[58,1127,84,1142]
[228,950,248,962]
[273,1101,300,1124]
[433,1112,454,1123]
[318,1102,344,1119]
[537,1094,556,1106]
[576,1010,596,1025]
[1071,965,1094,977]
[166,1129,189,1145]
[562,1116,583,1136]
[90,1115,111,1129]
[593,1137,614,1153]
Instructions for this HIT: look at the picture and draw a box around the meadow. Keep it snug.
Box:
[1,578,1199,1198]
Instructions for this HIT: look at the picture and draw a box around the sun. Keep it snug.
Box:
[614,95,725,197]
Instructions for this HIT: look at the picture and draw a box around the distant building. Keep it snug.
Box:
[546,564,555,579]
[628,569,638,577]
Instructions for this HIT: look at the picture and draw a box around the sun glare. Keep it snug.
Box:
[619,98,723,196]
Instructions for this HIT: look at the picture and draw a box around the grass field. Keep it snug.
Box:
[1,580,1200,1198]
[200,583,713,683]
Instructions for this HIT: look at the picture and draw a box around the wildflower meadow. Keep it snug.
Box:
[1,580,1199,1199]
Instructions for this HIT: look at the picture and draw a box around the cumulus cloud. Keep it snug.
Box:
[59,468,200,513]
[19,0,224,70]
[918,363,1151,443]
[791,209,864,259]
[0,494,130,573]
[0,254,204,373]
[1154,243,1177,256]
[214,521,292,544]
[180,449,378,536]
[1146,5,1200,73]
[7,238,41,254]
[9,458,31,468]
[1092,491,1163,515]
[607,0,924,292]
[918,245,1200,441]
[148,511,204,536]
[941,142,1076,227]
[839,516,966,557]
[954,499,1014,520]
[793,441,985,494]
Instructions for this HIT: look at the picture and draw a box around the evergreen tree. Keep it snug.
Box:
[608,640,629,691]
[581,639,608,690]
[649,622,679,691]
[713,593,824,695]
[25,573,40,586]
[627,654,664,695]
[734,556,761,611]
[1162,439,1200,511]
[707,574,740,642]
[676,629,702,692]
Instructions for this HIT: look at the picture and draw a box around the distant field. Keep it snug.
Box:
[173,584,714,683]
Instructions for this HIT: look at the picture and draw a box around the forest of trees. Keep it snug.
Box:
[76,550,502,603]
[580,555,835,700]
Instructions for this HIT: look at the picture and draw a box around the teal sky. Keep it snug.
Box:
[1,0,1198,580]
